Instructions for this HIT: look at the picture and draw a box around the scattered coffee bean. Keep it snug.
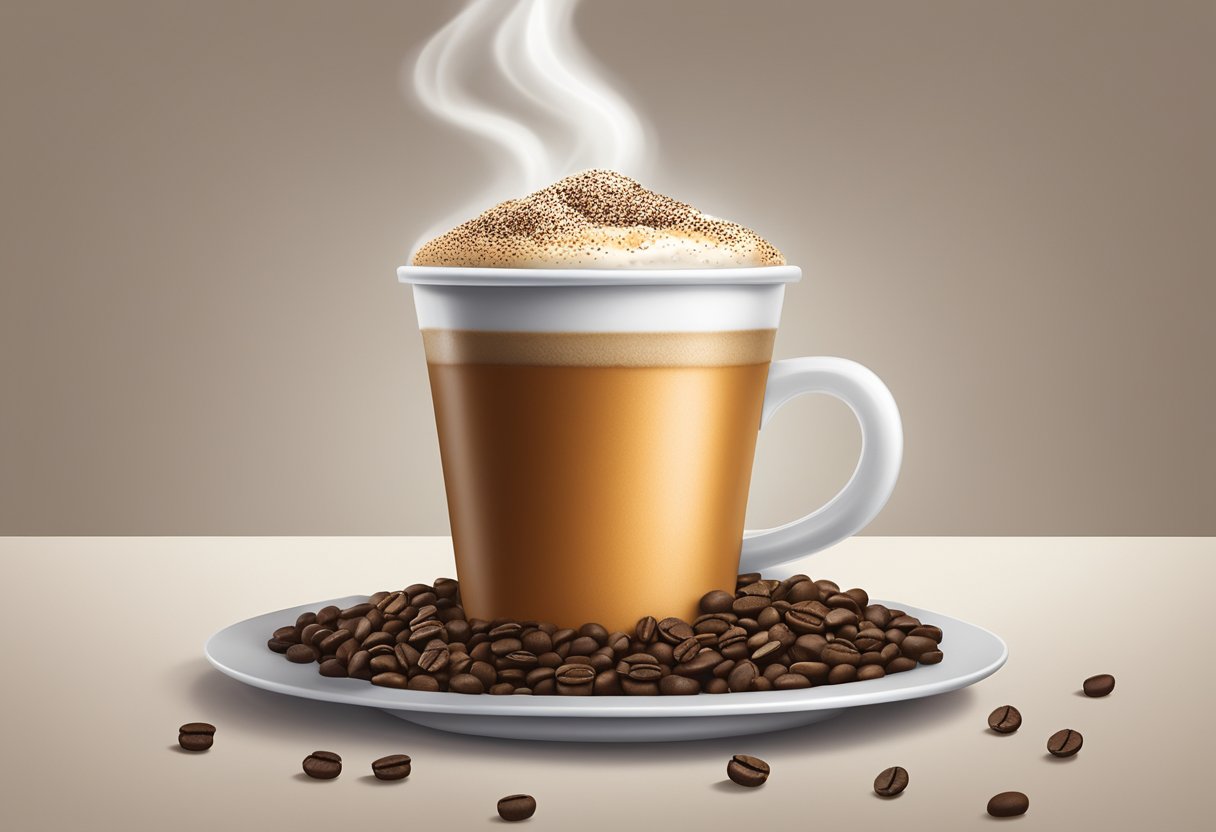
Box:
[987,791,1030,817]
[268,574,944,695]
[1047,728,1083,757]
[177,722,215,751]
[988,705,1022,734]
[371,754,411,781]
[873,765,909,797]
[302,750,342,779]
[497,794,537,822]
[1083,673,1115,697]
[726,754,770,787]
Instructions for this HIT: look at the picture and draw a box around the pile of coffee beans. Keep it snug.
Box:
[265,573,944,695]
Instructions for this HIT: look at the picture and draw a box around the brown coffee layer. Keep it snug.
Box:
[422,329,776,368]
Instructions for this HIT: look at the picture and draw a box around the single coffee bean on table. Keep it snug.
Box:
[371,754,411,781]
[177,722,215,751]
[1047,728,1083,757]
[873,765,909,797]
[497,794,537,822]
[266,573,944,695]
[302,750,342,779]
[987,791,1030,817]
[726,754,770,787]
[1083,673,1115,697]
[988,705,1022,734]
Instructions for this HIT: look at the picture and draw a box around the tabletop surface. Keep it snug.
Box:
[1,536,1210,831]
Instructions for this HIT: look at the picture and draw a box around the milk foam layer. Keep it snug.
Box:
[413,170,785,268]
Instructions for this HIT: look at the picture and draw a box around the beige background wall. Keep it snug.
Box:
[1,0,1212,535]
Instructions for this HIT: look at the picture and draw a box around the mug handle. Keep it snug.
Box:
[739,357,903,573]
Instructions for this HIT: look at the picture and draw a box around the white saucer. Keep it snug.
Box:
[205,595,1006,742]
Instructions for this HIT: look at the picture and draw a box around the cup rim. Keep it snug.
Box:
[398,265,801,287]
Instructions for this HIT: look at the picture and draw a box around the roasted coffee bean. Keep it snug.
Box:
[361,631,394,650]
[657,617,694,644]
[348,651,372,680]
[673,637,702,664]
[889,615,921,632]
[302,750,342,779]
[371,672,409,689]
[761,662,788,681]
[318,629,353,655]
[489,622,523,640]
[784,579,820,603]
[987,791,1030,817]
[497,794,537,822]
[825,594,861,615]
[450,673,485,694]
[827,664,857,684]
[296,611,318,629]
[898,635,938,660]
[887,657,916,673]
[318,659,348,678]
[821,643,861,667]
[267,638,294,654]
[418,644,450,672]
[863,604,891,628]
[594,669,623,695]
[674,649,722,678]
[736,572,762,587]
[315,605,340,626]
[857,664,885,681]
[555,663,596,694]
[726,754,770,787]
[579,622,608,643]
[178,722,215,751]
[824,607,859,629]
[790,661,830,684]
[700,590,735,614]
[873,766,909,797]
[738,581,771,598]
[617,653,663,681]
[491,638,524,658]
[718,626,748,649]
[919,650,943,665]
[728,660,759,692]
[620,677,659,695]
[603,632,630,655]
[634,615,658,643]
[751,640,783,663]
[370,654,402,674]
[568,636,600,656]
[908,625,943,642]
[705,678,729,694]
[732,595,770,617]
[407,674,441,692]
[659,674,701,695]
[521,629,553,655]
[409,622,446,644]
[1083,673,1115,697]
[1047,728,1083,757]
[844,587,869,609]
[286,643,318,664]
[773,673,810,690]
[272,625,300,643]
[371,754,411,781]
[987,705,1022,733]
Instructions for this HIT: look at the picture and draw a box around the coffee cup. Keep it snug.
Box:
[399,264,902,632]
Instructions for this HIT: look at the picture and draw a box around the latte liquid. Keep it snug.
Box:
[424,329,776,631]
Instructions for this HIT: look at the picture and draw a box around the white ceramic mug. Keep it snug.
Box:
[399,264,902,629]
